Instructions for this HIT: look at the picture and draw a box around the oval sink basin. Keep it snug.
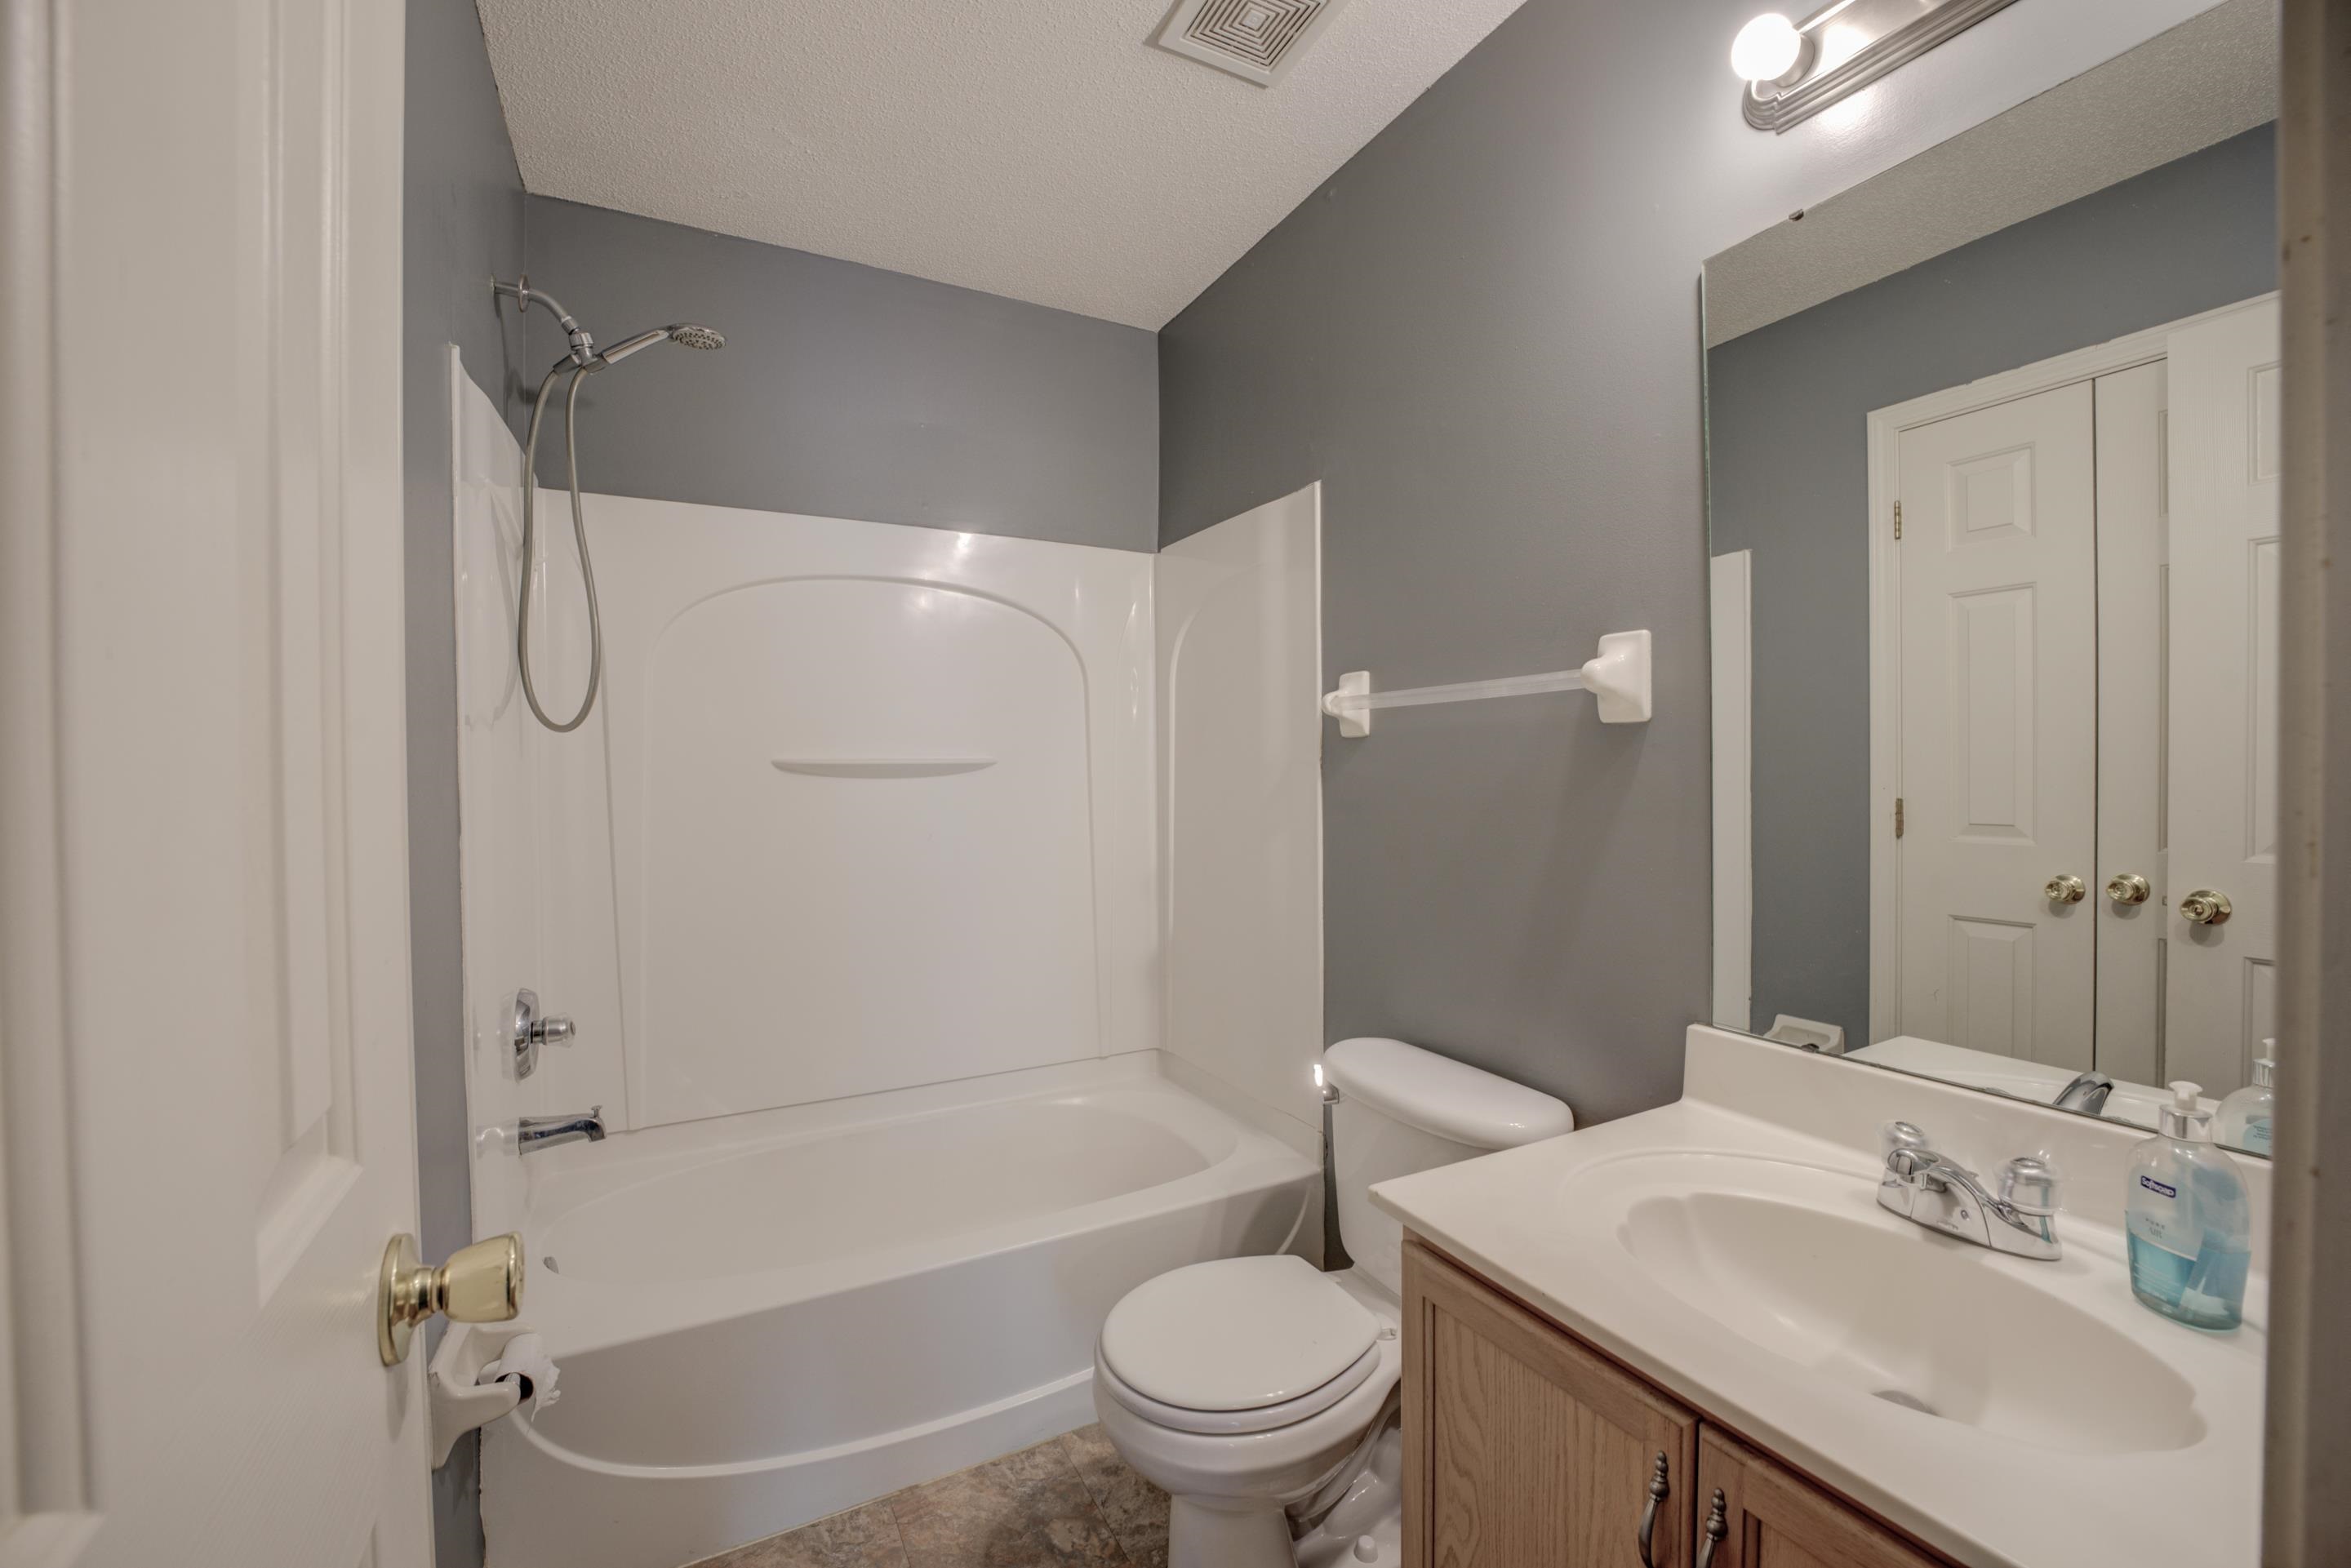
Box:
[1583,1154,2204,1455]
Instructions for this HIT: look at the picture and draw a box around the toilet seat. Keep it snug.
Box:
[1097,1339,1384,1435]
[1097,1255,1384,1435]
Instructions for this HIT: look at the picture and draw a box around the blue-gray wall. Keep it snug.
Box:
[1158,1,1735,1125]
[1707,123,2279,1049]
[521,198,1159,552]
[403,1,526,1563]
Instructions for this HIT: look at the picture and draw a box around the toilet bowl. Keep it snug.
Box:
[1091,1038,1573,1568]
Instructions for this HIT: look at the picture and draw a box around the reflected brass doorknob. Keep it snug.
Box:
[2044,874,2087,904]
[2105,873,2152,906]
[379,1232,523,1366]
[2180,889,2233,926]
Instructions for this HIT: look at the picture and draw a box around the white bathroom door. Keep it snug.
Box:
[2091,361,2170,1084]
[3,1,432,1565]
[2165,297,2284,1095]
[1896,382,2100,1068]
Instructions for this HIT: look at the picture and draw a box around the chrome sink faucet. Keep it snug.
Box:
[518,1106,605,1153]
[2051,1071,2114,1115]
[1877,1122,2061,1260]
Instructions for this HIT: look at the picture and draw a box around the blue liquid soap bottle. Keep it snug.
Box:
[2126,1082,2251,1331]
[2214,1046,2277,1157]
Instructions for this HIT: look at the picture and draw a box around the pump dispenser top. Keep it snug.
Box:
[2158,1081,2212,1141]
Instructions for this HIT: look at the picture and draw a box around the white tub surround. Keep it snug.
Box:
[1156,485,1327,1147]
[485,1055,1312,1568]
[583,497,1157,1130]
[1371,1025,2266,1568]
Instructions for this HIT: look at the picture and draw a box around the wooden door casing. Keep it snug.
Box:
[1404,1240,1698,1568]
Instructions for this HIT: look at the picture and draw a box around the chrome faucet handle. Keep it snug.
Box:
[1998,1155,2062,1217]
[513,988,578,1081]
[1882,1120,1929,1158]
[1880,1122,1939,1178]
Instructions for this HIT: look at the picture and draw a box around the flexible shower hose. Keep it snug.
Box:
[517,361,603,733]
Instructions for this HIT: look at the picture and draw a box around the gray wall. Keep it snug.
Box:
[1707,123,2278,1048]
[1160,2,1761,1124]
[1154,0,2232,1122]
[522,198,1159,553]
[404,1,527,1561]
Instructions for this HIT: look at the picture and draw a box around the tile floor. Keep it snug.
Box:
[690,1424,1171,1568]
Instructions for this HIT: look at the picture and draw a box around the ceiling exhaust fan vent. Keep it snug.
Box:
[1153,0,1347,86]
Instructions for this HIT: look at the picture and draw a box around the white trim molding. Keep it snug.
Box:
[0,0,98,1556]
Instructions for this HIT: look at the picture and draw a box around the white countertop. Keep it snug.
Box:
[1369,1026,2266,1568]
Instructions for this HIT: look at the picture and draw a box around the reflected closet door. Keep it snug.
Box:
[1896,382,2100,1070]
[2166,299,2283,1091]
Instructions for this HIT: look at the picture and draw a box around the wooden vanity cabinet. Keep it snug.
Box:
[1403,1239,1697,1567]
[1402,1240,1953,1568]
[1693,1428,1946,1568]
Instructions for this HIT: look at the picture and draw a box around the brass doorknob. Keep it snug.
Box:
[2105,873,2152,906]
[2180,889,2233,926]
[2044,874,2087,904]
[379,1232,523,1366]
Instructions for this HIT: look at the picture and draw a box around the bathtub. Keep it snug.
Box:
[480,1053,1316,1568]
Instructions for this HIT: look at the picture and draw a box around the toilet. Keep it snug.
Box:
[1091,1037,1574,1568]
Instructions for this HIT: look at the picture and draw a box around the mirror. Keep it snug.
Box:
[1703,0,2280,1157]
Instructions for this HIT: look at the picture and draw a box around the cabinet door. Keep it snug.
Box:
[1405,1239,1698,1568]
[1691,1427,1948,1568]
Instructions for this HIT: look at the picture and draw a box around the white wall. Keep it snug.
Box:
[1156,486,1327,1142]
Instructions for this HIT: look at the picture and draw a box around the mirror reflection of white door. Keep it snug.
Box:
[7,1,432,1562]
[2091,362,2168,1085]
[2164,299,2283,1090]
[1895,384,2100,1069]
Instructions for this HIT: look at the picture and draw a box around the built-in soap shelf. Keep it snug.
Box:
[770,757,996,777]
[1321,629,1652,737]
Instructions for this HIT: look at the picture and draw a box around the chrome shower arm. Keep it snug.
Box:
[494,275,596,366]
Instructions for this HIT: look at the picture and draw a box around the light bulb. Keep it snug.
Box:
[1730,13,1803,83]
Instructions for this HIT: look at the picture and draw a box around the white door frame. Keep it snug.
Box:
[1864,294,2278,1046]
[0,0,100,1553]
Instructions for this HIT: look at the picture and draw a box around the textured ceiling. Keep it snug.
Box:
[479,0,1531,329]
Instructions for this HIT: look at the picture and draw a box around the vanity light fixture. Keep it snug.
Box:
[1731,0,2021,133]
[1729,14,1805,87]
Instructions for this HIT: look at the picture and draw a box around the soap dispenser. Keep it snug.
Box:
[2215,1046,2277,1157]
[2125,1082,2251,1331]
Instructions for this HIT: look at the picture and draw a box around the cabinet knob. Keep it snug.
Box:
[1696,1489,1729,1568]
[1636,1451,1669,1568]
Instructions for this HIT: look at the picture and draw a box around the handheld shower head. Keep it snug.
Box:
[592,322,727,368]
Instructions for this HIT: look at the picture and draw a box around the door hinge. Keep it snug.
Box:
[1895,797,1905,838]
[1893,500,1903,540]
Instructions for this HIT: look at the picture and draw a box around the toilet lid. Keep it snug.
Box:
[1099,1255,1380,1414]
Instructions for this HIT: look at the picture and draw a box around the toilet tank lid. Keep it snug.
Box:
[1320,1037,1574,1150]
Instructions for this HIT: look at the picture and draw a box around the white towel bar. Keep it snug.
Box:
[1320,630,1651,736]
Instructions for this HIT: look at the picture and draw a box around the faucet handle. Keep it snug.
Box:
[1998,1155,2063,1217]
[1882,1121,1929,1158]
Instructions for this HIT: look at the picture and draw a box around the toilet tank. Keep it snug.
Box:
[1322,1037,1574,1298]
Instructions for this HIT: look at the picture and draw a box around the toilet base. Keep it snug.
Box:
[1169,1495,1297,1568]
